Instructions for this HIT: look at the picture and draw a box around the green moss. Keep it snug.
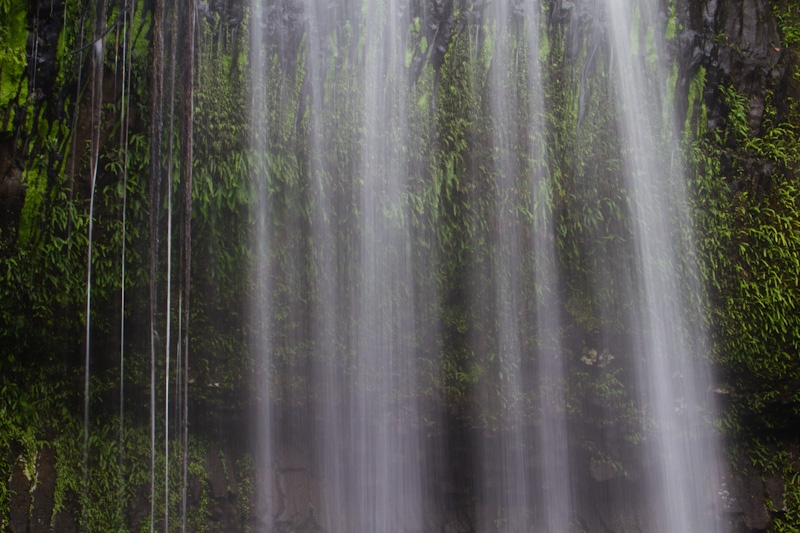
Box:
[645,27,657,69]
[53,0,85,91]
[0,0,28,115]
[773,1,800,47]
[356,25,365,61]
[481,21,495,72]
[692,79,800,433]
[666,59,678,111]
[417,90,430,112]
[665,17,677,40]
[16,164,44,244]
[406,17,428,69]
[665,5,677,40]
[629,4,640,57]
[685,66,707,139]
[770,459,800,531]
[539,16,550,61]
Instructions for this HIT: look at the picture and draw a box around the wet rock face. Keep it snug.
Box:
[5,438,783,532]
[548,0,787,137]
[8,460,30,533]
[204,446,243,531]
[30,448,56,533]
[0,136,24,242]
[674,0,795,199]
[678,0,784,131]
[6,448,75,533]
[718,457,790,532]
[5,0,795,531]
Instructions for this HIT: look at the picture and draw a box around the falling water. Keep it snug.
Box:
[351,1,425,529]
[246,0,724,530]
[476,2,534,528]
[604,0,722,530]
[522,1,573,529]
[249,0,275,527]
[306,2,350,529]
[476,2,571,529]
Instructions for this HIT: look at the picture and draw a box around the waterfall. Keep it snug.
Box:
[478,1,533,526]
[474,2,571,529]
[524,0,573,528]
[306,2,348,530]
[351,1,424,528]
[247,0,724,530]
[249,0,275,527]
[603,0,723,529]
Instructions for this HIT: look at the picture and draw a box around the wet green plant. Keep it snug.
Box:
[691,79,800,434]
[773,0,800,47]
[770,465,800,532]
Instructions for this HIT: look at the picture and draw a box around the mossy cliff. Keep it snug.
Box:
[1,0,799,531]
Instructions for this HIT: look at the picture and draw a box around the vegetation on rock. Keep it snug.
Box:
[1,0,798,530]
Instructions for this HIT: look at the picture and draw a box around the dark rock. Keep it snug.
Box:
[127,483,150,529]
[765,473,785,512]
[276,470,311,524]
[52,507,78,533]
[687,0,785,130]
[30,448,56,533]
[589,458,618,482]
[0,135,23,240]
[278,447,309,471]
[206,447,229,499]
[225,451,239,496]
[721,465,771,530]
[8,460,30,533]
[204,445,242,531]
[426,0,455,71]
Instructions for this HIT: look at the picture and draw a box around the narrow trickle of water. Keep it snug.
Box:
[604,0,723,530]
[248,0,275,526]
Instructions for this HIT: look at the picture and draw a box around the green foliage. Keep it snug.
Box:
[748,87,800,166]
[0,374,41,525]
[0,0,28,119]
[692,81,800,427]
[2,1,800,528]
[665,5,678,41]
[0,368,125,530]
[569,354,645,448]
[0,174,87,359]
[773,0,800,47]
[185,442,213,532]
[0,362,222,532]
[770,462,800,532]
[730,437,800,533]
[684,66,707,140]
[719,181,800,414]
[235,454,254,528]
[550,34,631,336]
